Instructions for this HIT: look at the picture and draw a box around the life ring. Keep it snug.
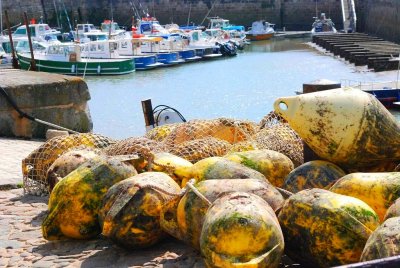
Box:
[132,33,144,38]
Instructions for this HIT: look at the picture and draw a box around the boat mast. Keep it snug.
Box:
[53,0,61,28]
[0,0,3,36]
[200,0,219,26]
[108,0,113,40]
[186,2,192,26]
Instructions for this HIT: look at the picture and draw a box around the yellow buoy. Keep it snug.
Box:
[273,87,400,169]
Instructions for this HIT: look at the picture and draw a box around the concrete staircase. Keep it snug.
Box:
[341,0,357,33]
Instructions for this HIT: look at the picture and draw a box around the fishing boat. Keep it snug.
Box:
[311,13,337,35]
[246,20,275,41]
[81,39,163,71]
[207,17,247,48]
[185,30,222,59]
[17,43,135,75]
[158,33,202,62]
[139,36,184,66]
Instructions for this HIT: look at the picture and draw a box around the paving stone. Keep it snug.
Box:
[8,256,21,266]
[32,260,55,268]
[56,262,71,267]
[0,239,23,249]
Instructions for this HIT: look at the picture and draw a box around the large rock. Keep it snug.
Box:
[0,70,92,138]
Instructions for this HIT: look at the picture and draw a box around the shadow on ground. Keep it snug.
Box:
[32,235,205,267]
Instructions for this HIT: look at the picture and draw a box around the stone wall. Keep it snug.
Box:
[1,0,342,31]
[1,0,398,41]
[0,70,92,139]
[355,0,400,43]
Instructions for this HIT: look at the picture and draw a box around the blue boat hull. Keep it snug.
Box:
[178,49,201,62]
[156,52,184,66]
[133,55,163,70]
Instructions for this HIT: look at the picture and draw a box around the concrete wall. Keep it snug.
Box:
[0,70,92,139]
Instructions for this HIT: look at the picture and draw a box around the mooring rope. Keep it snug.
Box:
[0,86,79,134]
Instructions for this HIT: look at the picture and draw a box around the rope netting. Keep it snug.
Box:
[22,133,114,195]
[22,114,304,195]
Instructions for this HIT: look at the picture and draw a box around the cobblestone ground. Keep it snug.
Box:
[0,189,205,268]
[0,138,205,267]
[0,138,44,189]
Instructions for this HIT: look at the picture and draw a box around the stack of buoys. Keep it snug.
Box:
[34,88,400,267]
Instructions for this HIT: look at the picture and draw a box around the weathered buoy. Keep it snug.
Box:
[42,156,137,240]
[200,192,284,268]
[278,188,380,267]
[283,160,345,193]
[160,179,284,250]
[99,172,181,248]
[187,157,266,186]
[384,197,400,221]
[224,149,294,187]
[274,87,400,169]
[330,172,400,222]
[361,216,400,261]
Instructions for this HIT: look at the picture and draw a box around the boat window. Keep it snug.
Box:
[14,28,27,35]
[48,46,59,54]
[121,41,128,48]
[90,44,96,51]
[39,26,45,32]
[78,25,83,31]
[29,26,36,37]
[192,32,199,41]
[98,44,105,51]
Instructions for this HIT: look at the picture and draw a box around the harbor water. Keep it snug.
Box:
[86,38,400,139]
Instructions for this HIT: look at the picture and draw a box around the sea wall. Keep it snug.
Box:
[1,0,398,41]
[0,70,92,139]
[355,0,400,43]
[2,0,342,31]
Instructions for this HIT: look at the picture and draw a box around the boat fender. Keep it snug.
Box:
[97,65,101,74]
[71,64,75,73]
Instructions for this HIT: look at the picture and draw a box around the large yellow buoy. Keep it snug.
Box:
[200,192,284,268]
[273,87,400,169]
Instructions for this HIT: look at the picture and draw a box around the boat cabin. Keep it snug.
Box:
[101,21,125,33]
[208,17,230,29]
[12,24,61,41]
[136,17,169,35]
[76,24,98,34]
[44,44,82,62]
[81,40,120,59]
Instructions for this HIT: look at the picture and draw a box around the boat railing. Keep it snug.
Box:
[341,79,400,90]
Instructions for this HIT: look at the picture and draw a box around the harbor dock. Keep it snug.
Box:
[312,33,400,72]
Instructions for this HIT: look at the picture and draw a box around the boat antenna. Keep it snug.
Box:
[200,0,219,26]
[110,0,114,21]
[53,0,61,28]
[129,1,140,19]
[0,0,3,36]
[60,0,73,32]
[186,2,192,26]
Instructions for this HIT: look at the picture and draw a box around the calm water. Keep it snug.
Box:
[85,38,400,139]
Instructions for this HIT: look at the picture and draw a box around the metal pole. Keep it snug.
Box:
[5,10,19,69]
[141,99,155,131]
[23,12,37,71]
[0,0,3,36]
